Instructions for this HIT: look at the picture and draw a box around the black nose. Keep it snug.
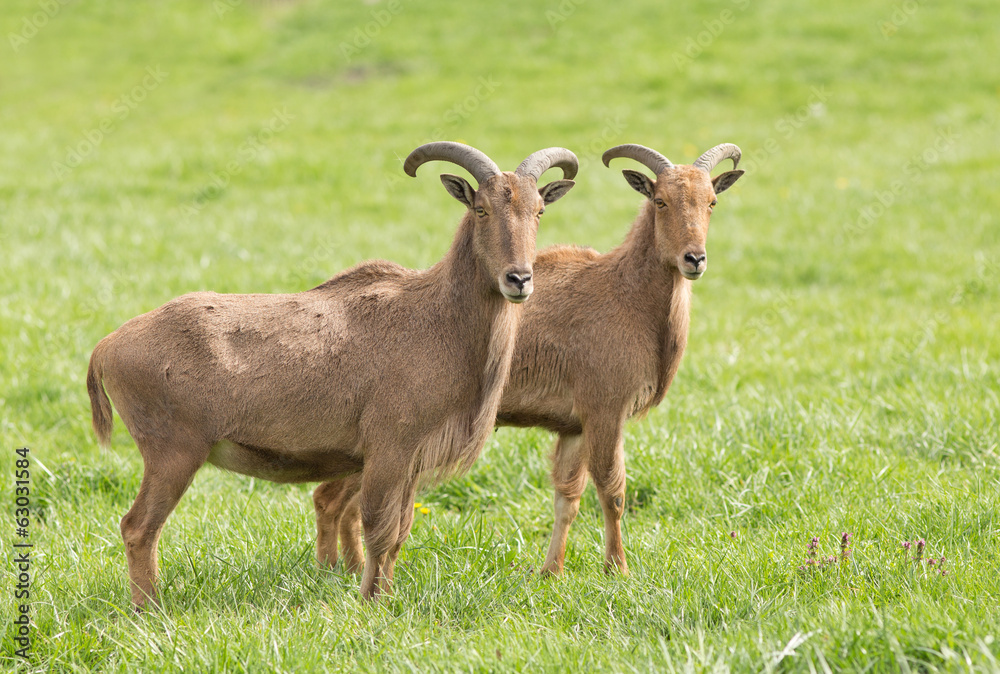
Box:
[684,253,706,268]
[505,271,531,290]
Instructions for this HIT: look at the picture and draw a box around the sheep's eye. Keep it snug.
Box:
[654,199,666,208]
[710,199,718,208]
[538,208,545,217]
[475,207,486,217]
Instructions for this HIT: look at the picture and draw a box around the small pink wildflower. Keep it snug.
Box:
[840,532,852,561]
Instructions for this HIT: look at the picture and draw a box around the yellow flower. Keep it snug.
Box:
[420,507,430,515]
[414,502,422,509]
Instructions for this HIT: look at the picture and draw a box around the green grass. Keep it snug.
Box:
[2,0,999,671]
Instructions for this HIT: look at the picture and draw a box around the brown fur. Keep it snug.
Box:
[89,167,574,606]
[313,161,743,579]
[500,163,741,575]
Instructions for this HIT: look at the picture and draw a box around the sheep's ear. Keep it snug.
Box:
[539,179,575,205]
[440,174,476,209]
[712,169,744,195]
[622,169,655,200]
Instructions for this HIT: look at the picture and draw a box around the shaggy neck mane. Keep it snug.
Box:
[610,201,692,414]
[417,213,521,481]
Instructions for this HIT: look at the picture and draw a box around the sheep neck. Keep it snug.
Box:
[418,213,522,478]
[609,201,692,412]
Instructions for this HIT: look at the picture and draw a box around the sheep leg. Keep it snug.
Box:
[313,473,363,570]
[541,433,588,575]
[121,432,209,608]
[588,422,629,575]
[338,485,365,575]
[358,465,415,600]
[383,485,418,585]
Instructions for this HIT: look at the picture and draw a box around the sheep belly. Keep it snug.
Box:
[207,439,362,483]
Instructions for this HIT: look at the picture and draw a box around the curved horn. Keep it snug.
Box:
[693,143,742,173]
[602,144,673,176]
[404,141,501,185]
[515,147,579,181]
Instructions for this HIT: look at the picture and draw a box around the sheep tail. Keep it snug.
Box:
[86,342,114,448]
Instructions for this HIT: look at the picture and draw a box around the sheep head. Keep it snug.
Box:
[603,143,743,280]
[406,142,577,302]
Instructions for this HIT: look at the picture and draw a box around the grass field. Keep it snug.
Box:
[2,0,999,671]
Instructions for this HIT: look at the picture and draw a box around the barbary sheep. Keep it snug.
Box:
[314,143,743,579]
[87,141,577,604]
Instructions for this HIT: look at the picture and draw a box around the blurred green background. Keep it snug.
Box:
[2,0,998,671]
